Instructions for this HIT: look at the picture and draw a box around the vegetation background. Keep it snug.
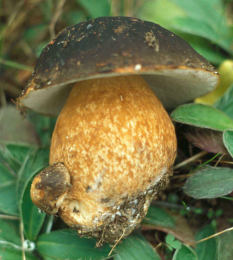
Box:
[0,0,233,259]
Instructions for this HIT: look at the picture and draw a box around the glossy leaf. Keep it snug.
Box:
[0,163,18,215]
[0,246,37,260]
[6,144,34,166]
[223,130,233,157]
[165,234,182,250]
[0,219,21,245]
[0,221,37,260]
[16,147,49,204]
[28,112,56,147]
[143,205,175,228]
[0,145,23,174]
[37,229,110,259]
[195,224,217,260]
[114,234,161,260]
[183,166,233,199]
[171,104,233,131]
[173,244,198,260]
[21,181,46,241]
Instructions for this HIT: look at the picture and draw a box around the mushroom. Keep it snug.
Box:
[18,17,218,245]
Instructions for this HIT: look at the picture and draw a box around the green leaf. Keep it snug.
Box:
[223,130,233,157]
[185,36,226,65]
[172,0,224,24]
[215,84,233,120]
[173,17,220,45]
[0,246,37,260]
[171,104,233,131]
[0,145,23,174]
[138,0,229,65]
[28,112,56,147]
[77,0,111,18]
[114,234,161,260]
[195,224,217,260]
[0,181,18,215]
[16,147,49,204]
[217,230,233,260]
[173,244,198,260]
[6,144,34,165]
[183,166,233,199]
[21,181,46,241]
[143,205,175,228]
[138,0,185,30]
[165,234,182,250]
[63,10,87,26]
[171,0,232,53]
[0,163,18,215]
[0,219,21,245]
[37,229,110,259]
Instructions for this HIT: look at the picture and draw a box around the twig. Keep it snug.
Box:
[0,214,19,220]
[108,229,126,256]
[20,220,26,260]
[187,226,233,246]
[214,153,225,167]
[49,0,66,39]
[216,160,233,165]
[174,151,207,170]
[154,242,163,250]
[2,0,25,34]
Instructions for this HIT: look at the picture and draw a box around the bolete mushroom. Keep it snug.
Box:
[18,17,218,245]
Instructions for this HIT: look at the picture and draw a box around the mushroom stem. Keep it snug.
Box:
[31,75,177,244]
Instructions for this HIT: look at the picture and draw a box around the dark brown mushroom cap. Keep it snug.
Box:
[18,16,218,116]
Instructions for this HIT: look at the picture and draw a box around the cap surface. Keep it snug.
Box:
[18,16,218,116]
